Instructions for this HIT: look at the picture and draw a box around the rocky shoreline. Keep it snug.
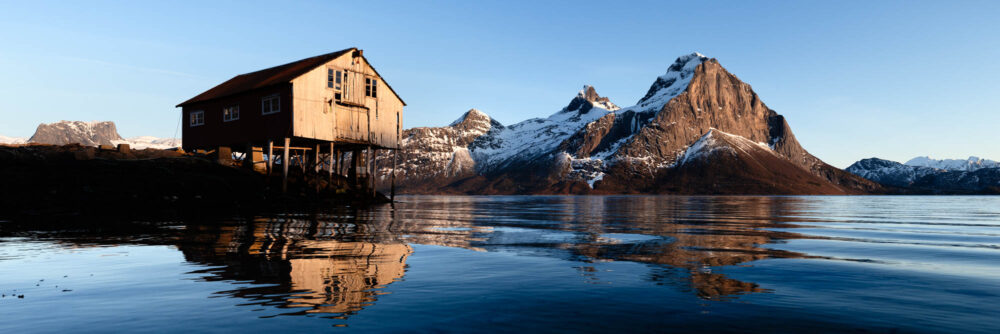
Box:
[0,144,389,220]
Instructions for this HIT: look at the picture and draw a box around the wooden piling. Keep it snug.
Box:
[282,137,290,193]
[328,143,335,180]
[391,147,397,202]
[267,140,273,176]
[314,144,321,173]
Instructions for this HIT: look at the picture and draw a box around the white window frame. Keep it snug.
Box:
[261,94,280,115]
[190,110,204,127]
[223,105,240,122]
[365,77,378,98]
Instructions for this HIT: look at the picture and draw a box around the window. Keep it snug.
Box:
[189,110,204,127]
[341,71,349,100]
[365,78,378,98]
[327,69,334,88]
[261,94,280,115]
[333,69,346,102]
[223,105,240,122]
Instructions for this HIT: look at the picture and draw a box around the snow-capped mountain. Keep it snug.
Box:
[846,158,941,188]
[29,121,124,147]
[118,136,182,150]
[904,156,1000,172]
[385,109,500,191]
[22,120,180,149]
[379,53,880,194]
[0,135,27,145]
[847,157,1000,194]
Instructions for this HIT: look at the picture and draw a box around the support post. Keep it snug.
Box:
[391,147,397,202]
[314,144,321,173]
[349,149,359,187]
[300,148,307,173]
[335,149,341,177]
[282,137,290,193]
[328,143,335,180]
[369,146,376,198]
[267,140,274,176]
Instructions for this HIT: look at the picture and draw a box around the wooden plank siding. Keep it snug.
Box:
[181,85,293,150]
[178,48,403,151]
[290,52,403,149]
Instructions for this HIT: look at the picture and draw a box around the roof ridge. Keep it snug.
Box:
[177,48,356,107]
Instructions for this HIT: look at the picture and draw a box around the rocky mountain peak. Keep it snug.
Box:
[28,120,124,146]
[563,85,620,114]
[635,52,709,110]
[449,108,502,136]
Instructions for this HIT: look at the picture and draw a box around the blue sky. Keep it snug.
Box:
[1,0,998,167]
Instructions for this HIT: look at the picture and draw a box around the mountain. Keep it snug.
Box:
[845,158,941,188]
[29,121,124,146]
[380,53,881,195]
[847,157,1000,194]
[386,109,501,192]
[0,135,27,145]
[22,120,180,149]
[904,156,1000,171]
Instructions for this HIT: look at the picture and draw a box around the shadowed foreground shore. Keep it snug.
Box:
[0,144,388,220]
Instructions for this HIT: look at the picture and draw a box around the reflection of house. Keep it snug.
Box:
[176,218,412,316]
[286,241,411,314]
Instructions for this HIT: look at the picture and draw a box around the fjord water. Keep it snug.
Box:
[1,196,998,333]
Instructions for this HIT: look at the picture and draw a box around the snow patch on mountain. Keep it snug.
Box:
[116,136,182,149]
[904,156,1000,172]
[0,135,27,145]
[471,53,709,175]
[470,93,619,172]
[629,52,708,113]
[678,129,773,165]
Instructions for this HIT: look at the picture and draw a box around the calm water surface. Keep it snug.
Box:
[1,196,999,333]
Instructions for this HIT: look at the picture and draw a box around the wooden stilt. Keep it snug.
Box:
[335,149,341,177]
[300,148,307,173]
[328,143,335,180]
[391,147,397,202]
[349,149,359,187]
[282,137,290,193]
[267,140,274,176]
[369,145,376,198]
[314,144,321,173]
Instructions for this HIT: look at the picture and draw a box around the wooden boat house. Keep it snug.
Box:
[176,48,404,194]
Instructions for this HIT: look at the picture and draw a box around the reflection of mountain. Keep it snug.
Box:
[389,196,813,299]
[4,196,824,310]
[176,218,411,316]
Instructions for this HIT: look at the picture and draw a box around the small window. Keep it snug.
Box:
[190,110,204,127]
[261,94,280,115]
[327,69,334,88]
[364,78,378,98]
[332,70,345,102]
[341,71,349,99]
[223,105,240,122]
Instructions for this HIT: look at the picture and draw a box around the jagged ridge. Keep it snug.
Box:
[378,53,881,195]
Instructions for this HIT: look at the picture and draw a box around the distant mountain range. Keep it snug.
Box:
[0,120,180,149]
[378,53,880,195]
[846,157,1000,194]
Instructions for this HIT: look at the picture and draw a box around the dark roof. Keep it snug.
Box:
[179,48,406,107]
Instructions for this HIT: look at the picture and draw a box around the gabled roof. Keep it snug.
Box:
[177,48,406,107]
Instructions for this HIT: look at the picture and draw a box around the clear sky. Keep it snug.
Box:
[1,0,997,167]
